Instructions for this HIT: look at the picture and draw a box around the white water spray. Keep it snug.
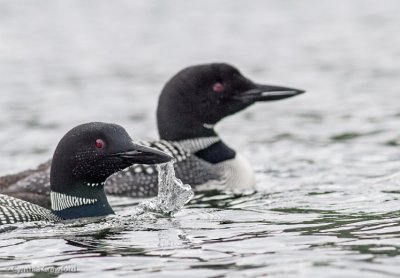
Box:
[135,161,194,216]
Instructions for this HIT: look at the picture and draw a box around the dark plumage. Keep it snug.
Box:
[0,63,305,208]
[0,122,172,224]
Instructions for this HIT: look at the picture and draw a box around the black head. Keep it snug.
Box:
[157,63,305,141]
[50,122,173,194]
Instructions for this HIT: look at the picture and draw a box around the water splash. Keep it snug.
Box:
[135,161,194,216]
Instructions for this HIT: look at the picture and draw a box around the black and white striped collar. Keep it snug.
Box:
[50,191,98,211]
[175,136,220,153]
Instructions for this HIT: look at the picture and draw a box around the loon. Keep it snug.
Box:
[0,63,305,208]
[0,122,172,225]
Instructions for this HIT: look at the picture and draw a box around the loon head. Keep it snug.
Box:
[157,63,305,141]
[50,122,173,219]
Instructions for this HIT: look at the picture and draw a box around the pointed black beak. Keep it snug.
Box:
[235,84,305,103]
[114,143,174,165]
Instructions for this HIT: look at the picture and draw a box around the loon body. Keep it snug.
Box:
[0,122,172,225]
[0,63,305,208]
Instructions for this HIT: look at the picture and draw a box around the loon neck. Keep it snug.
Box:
[173,135,236,164]
[156,105,236,163]
[194,140,236,164]
[160,121,218,141]
[157,102,218,141]
[50,182,113,219]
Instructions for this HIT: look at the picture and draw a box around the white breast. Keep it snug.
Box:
[173,137,256,191]
[198,153,256,190]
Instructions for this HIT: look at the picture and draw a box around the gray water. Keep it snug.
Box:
[1,0,400,277]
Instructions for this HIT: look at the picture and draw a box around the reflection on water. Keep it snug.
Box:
[1,0,400,277]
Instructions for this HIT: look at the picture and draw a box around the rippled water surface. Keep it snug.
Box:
[1,0,400,277]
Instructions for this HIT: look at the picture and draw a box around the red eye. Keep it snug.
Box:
[212,82,224,93]
[95,139,105,149]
